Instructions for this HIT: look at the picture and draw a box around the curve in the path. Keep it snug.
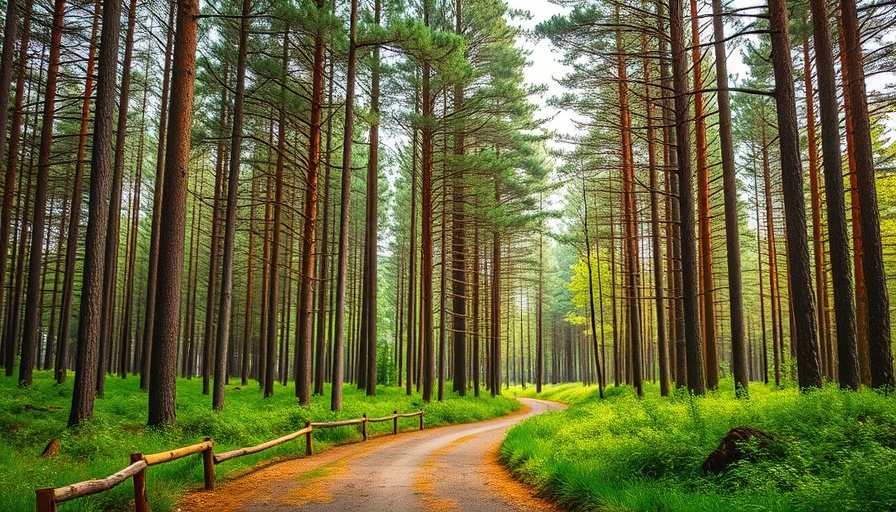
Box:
[178,398,564,512]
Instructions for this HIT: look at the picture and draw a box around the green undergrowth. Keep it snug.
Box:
[0,371,519,511]
[503,380,896,511]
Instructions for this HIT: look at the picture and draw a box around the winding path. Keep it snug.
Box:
[178,398,564,511]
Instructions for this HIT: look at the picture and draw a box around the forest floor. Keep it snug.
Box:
[0,371,520,511]
[504,380,896,512]
[178,398,565,511]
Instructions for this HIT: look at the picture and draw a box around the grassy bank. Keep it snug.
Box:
[503,381,896,511]
[0,371,519,511]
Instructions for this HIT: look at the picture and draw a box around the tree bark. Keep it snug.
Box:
[643,23,668,397]
[451,0,467,397]
[314,57,336,396]
[803,38,831,379]
[406,94,419,396]
[582,180,605,399]
[0,0,20,363]
[0,0,32,376]
[264,27,289,399]
[213,0,251,411]
[809,0,859,390]
[19,0,66,388]
[331,0,358,411]
[294,0,326,405]
[839,0,894,389]
[140,1,176,391]
[421,0,435,402]
[55,0,98,383]
[670,0,705,395]
[148,0,200,426]
[768,0,822,389]
[68,0,122,426]
[96,0,139,394]
[690,0,718,390]
[490,177,501,396]
[363,0,381,395]
[712,0,748,395]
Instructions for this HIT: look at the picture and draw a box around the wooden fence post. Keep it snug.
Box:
[419,409,424,430]
[131,453,148,512]
[393,410,398,435]
[35,488,56,512]
[362,414,368,441]
[305,421,313,456]
[202,437,215,490]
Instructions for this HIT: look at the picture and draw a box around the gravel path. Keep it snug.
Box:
[178,398,565,512]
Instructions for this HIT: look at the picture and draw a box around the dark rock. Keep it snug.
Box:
[702,426,780,474]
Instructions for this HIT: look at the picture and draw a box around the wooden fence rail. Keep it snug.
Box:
[35,409,424,511]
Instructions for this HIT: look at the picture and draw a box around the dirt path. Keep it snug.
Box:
[178,398,565,512]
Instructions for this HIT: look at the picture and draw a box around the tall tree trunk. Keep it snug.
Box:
[839,0,894,389]
[804,37,831,379]
[657,0,683,388]
[148,0,200,426]
[362,0,381,395]
[689,0,717,390]
[241,176,256,385]
[0,0,20,359]
[491,174,501,396]
[213,0,251,411]
[643,24,668,397]
[406,99,419,396]
[295,0,326,405]
[451,0,467,397]
[120,61,150,378]
[438,183,446,401]
[19,0,66,388]
[1,0,32,375]
[473,202,481,396]
[315,57,335,396]
[753,149,770,384]
[670,0,705,394]
[258,168,273,387]
[420,0,435,403]
[609,207,620,386]
[535,195,543,393]
[712,0,748,395]
[809,0,859,389]
[201,65,228,395]
[761,126,783,386]
[264,28,289,399]
[97,0,138,395]
[331,0,358,411]
[141,1,176,391]
[68,0,122,426]
[582,180,605,399]
[768,0,822,388]
[55,0,98,383]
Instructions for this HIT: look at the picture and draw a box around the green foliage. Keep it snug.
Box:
[0,371,519,511]
[505,381,896,511]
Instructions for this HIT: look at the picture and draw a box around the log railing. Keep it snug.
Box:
[35,409,424,511]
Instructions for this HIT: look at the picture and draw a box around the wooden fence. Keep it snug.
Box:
[35,409,424,512]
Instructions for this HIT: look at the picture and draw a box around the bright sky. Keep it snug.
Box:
[503,0,577,141]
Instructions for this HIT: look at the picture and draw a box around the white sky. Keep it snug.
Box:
[504,0,578,141]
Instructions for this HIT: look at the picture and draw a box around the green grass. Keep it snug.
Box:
[0,370,520,511]
[503,380,896,512]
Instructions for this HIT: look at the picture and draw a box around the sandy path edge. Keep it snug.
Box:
[177,398,566,511]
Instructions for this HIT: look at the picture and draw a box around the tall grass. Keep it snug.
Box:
[503,380,896,511]
[0,371,519,511]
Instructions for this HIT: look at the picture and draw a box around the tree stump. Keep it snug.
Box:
[41,439,60,458]
[702,426,779,474]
